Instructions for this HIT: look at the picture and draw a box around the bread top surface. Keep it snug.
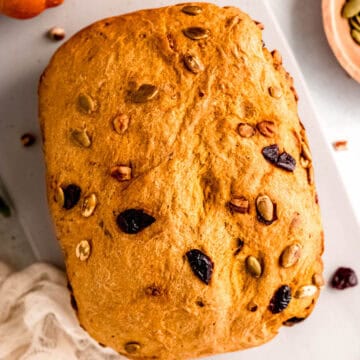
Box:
[39,3,324,359]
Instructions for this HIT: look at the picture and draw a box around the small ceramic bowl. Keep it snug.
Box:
[322,0,360,82]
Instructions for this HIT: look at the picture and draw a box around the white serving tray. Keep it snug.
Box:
[0,0,359,359]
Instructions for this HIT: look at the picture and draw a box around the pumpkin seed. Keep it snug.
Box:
[351,28,360,44]
[291,85,299,102]
[183,27,209,40]
[181,5,202,16]
[254,21,264,30]
[125,342,141,354]
[246,256,262,278]
[78,94,96,114]
[71,129,91,148]
[112,113,129,134]
[294,285,318,299]
[81,193,97,217]
[237,123,256,138]
[183,53,204,74]
[350,17,360,31]
[268,86,282,99]
[47,27,65,41]
[342,0,360,18]
[132,84,158,103]
[229,196,249,213]
[55,186,65,206]
[300,156,311,168]
[271,50,282,65]
[75,240,91,261]
[257,120,276,137]
[256,195,274,222]
[280,243,302,268]
[301,142,312,162]
[312,273,325,288]
[307,166,314,185]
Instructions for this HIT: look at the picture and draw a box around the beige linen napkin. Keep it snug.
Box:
[0,262,124,360]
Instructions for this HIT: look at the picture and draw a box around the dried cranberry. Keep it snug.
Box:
[331,267,358,290]
[186,249,213,285]
[277,152,296,172]
[116,209,155,234]
[283,316,305,327]
[269,285,292,314]
[262,144,279,164]
[63,184,81,210]
[20,133,36,147]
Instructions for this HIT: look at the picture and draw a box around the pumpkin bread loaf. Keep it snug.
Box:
[39,3,324,359]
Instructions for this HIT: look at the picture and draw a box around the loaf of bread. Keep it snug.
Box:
[39,3,324,359]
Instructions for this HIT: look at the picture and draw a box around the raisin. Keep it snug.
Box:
[277,152,296,172]
[116,209,155,234]
[63,184,81,210]
[283,316,305,327]
[186,249,213,285]
[262,145,296,172]
[262,144,279,164]
[269,285,292,314]
[331,267,358,290]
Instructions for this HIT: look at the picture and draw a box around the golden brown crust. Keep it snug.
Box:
[39,3,324,359]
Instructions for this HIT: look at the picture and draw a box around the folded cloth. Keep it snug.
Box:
[0,262,123,360]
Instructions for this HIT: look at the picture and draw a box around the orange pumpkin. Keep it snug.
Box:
[0,0,64,19]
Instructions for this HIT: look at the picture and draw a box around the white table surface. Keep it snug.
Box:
[0,0,359,269]
[270,0,360,225]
